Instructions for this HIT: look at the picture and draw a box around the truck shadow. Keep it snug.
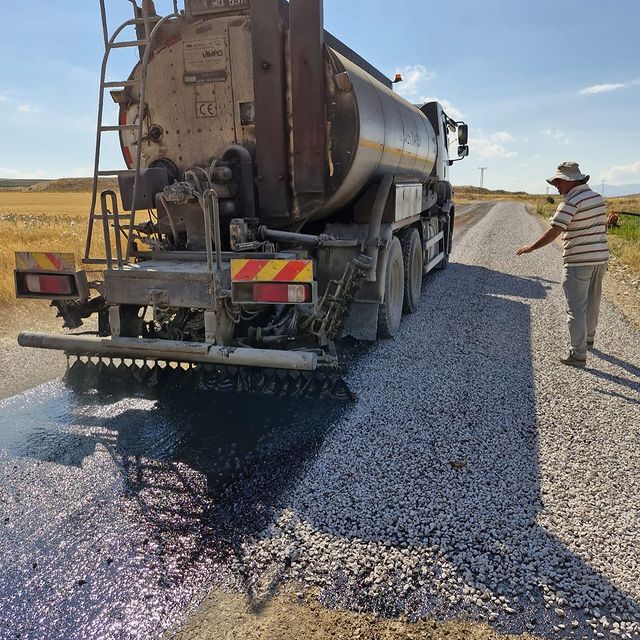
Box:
[1,263,637,639]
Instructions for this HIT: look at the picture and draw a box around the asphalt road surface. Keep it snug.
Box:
[0,202,638,640]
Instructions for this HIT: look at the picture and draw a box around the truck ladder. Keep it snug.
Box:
[84,0,181,267]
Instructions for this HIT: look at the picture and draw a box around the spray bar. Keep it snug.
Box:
[18,333,318,371]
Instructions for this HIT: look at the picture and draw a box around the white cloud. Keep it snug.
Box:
[0,94,9,103]
[542,128,569,144]
[491,131,514,143]
[579,79,640,95]
[394,64,437,101]
[601,160,640,184]
[472,129,518,159]
[580,83,625,95]
[18,104,40,113]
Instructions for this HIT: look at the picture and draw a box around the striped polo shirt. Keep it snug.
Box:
[551,184,609,266]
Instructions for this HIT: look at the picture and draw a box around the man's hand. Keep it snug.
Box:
[516,227,562,256]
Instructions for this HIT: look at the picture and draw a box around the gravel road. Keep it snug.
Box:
[0,201,638,640]
[186,202,640,639]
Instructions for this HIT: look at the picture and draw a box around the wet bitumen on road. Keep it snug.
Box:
[0,202,492,640]
[0,384,354,639]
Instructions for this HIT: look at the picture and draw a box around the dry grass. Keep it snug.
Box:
[454,185,531,204]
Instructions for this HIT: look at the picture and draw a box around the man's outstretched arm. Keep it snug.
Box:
[516,225,563,255]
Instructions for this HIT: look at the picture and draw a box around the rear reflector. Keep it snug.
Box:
[25,274,74,296]
[253,283,311,303]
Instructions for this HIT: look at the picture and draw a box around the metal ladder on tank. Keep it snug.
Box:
[84,0,181,269]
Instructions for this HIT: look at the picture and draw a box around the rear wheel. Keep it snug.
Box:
[378,236,404,338]
[400,227,423,313]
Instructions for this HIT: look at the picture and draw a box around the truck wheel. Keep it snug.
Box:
[400,228,423,313]
[378,236,404,338]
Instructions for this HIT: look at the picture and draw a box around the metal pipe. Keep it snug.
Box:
[100,190,124,267]
[99,0,109,47]
[18,333,318,372]
[259,227,320,248]
[200,195,214,274]
[99,191,115,270]
[212,195,223,272]
[202,189,223,272]
[366,175,394,281]
[156,193,180,247]
[222,145,256,219]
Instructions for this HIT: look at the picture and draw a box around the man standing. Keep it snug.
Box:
[517,161,609,367]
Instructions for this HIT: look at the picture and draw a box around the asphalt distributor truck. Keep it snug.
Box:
[15,0,469,396]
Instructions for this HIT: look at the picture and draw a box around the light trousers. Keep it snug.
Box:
[561,262,607,360]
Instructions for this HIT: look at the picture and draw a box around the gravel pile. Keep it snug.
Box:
[228,203,640,639]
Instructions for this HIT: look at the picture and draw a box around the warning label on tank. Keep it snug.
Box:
[184,37,228,84]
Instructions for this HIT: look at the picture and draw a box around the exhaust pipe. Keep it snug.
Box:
[18,333,318,371]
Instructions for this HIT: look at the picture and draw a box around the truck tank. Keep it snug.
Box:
[118,2,438,228]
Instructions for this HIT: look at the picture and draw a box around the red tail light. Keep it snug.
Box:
[25,274,74,296]
[253,283,311,303]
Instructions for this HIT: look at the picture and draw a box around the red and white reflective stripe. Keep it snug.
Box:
[253,283,311,303]
[25,274,73,296]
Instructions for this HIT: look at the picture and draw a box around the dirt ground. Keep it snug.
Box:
[0,302,66,400]
[173,590,539,640]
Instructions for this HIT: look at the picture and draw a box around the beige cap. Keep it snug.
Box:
[547,161,590,185]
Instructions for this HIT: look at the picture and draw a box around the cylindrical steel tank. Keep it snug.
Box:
[118,13,438,225]
[319,50,437,218]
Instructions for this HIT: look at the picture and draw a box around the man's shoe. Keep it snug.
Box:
[559,353,586,368]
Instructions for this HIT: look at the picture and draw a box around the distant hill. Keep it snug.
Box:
[0,177,120,192]
[598,184,640,198]
[0,178,49,190]
[28,177,119,193]
[454,185,530,197]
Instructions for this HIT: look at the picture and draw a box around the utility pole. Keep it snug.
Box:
[602,180,605,196]
[478,166,487,189]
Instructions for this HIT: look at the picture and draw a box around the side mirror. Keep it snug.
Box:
[458,145,469,158]
[458,124,469,146]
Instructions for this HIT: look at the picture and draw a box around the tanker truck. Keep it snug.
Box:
[14,0,469,396]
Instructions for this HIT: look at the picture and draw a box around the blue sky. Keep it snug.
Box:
[1,0,639,193]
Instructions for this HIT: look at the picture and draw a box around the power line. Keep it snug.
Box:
[478,167,487,189]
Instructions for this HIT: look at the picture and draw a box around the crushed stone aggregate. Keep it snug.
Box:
[222,202,640,639]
